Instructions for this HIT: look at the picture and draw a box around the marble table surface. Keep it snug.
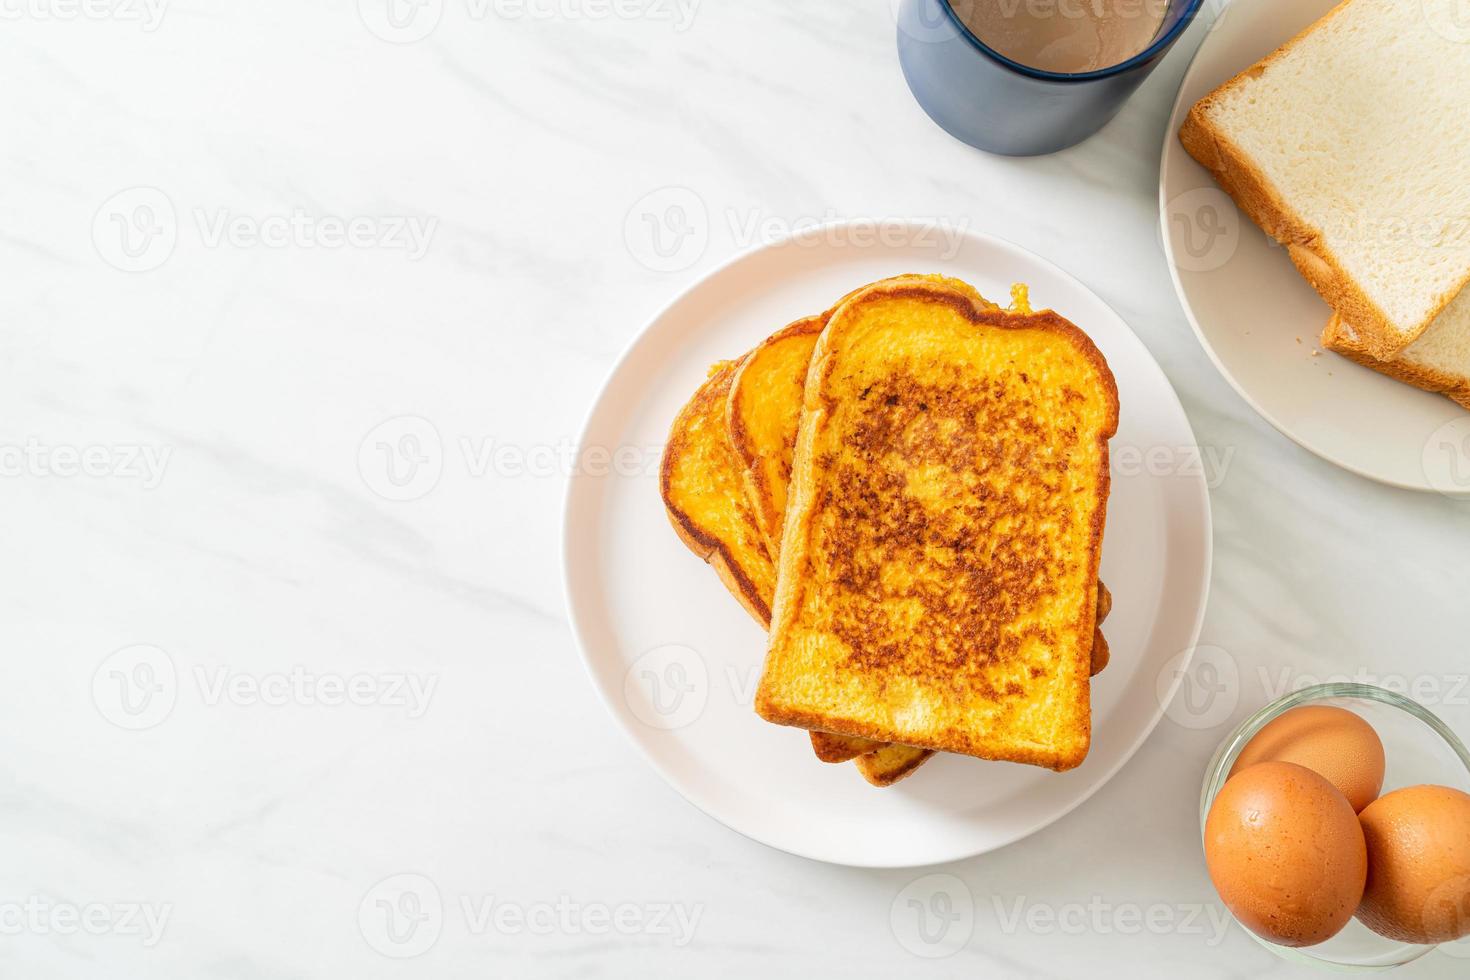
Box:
[3,1,1468,976]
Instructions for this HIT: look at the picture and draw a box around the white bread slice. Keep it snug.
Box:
[1322,306,1470,411]
[1180,0,1470,359]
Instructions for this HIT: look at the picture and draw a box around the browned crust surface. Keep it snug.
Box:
[727,314,828,557]
[1177,0,1462,358]
[855,745,935,788]
[809,731,882,763]
[1321,314,1470,410]
[659,358,773,626]
[756,278,1118,773]
[664,339,914,772]
[1090,627,1110,677]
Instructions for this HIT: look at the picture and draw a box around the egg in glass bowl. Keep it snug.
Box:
[1200,683,1470,970]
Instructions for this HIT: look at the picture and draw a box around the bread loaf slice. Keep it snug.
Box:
[756,278,1118,772]
[1322,308,1470,410]
[1180,0,1470,359]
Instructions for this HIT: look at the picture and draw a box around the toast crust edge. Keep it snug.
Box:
[1177,0,1464,359]
[756,280,1119,773]
[659,358,774,627]
[855,746,936,787]
[1321,315,1470,410]
[727,314,828,557]
[810,732,883,763]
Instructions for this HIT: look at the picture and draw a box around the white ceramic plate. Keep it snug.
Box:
[563,224,1212,867]
[1160,0,1469,494]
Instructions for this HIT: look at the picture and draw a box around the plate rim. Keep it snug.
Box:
[562,222,1215,867]
[1157,0,1449,494]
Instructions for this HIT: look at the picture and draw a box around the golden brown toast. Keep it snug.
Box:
[854,607,1114,787]
[727,276,1006,774]
[724,279,1112,782]
[659,358,775,625]
[755,277,1119,772]
[661,341,883,767]
[658,345,883,767]
[725,315,880,766]
[663,279,1116,784]
[728,316,827,557]
[728,276,1003,556]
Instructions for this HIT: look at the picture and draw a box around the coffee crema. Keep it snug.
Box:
[952,0,1171,74]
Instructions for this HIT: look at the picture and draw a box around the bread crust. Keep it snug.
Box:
[669,280,1119,782]
[757,278,1118,773]
[1321,314,1470,410]
[727,315,827,557]
[1178,0,1466,359]
[809,732,882,763]
[665,344,900,771]
[659,358,774,626]
[855,745,935,787]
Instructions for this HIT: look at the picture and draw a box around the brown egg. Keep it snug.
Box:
[1357,785,1470,944]
[1205,761,1368,947]
[1230,705,1385,812]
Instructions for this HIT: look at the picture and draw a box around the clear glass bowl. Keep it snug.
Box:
[1201,683,1470,971]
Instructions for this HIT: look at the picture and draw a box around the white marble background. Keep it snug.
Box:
[2,0,1467,976]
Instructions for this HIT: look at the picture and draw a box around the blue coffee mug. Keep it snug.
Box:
[897,0,1206,156]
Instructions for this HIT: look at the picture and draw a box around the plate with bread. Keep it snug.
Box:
[564,226,1212,866]
[1162,0,1470,493]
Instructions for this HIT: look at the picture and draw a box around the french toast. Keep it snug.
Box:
[727,278,1112,783]
[727,315,827,557]
[659,357,776,626]
[728,276,1002,556]
[659,347,881,766]
[853,598,1113,786]
[725,276,1008,774]
[755,277,1119,772]
[726,284,965,773]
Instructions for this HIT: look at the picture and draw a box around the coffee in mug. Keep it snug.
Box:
[951,0,1170,74]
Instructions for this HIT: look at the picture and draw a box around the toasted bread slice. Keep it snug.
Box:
[728,278,1112,782]
[1322,313,1470,410]
[728,316,827,557]
[659,358,775,625]
[661,344,884,766]
[725,309,917,767]
[756,278,1119,772]
[854,744,936,788]
[1179,0,1470,359]
[852,604,1114,787]
[727,276,1008,773]
[729,277,1005,556]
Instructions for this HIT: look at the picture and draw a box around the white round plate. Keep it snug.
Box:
[563,224,1213,867]
[1161,0,1470,494]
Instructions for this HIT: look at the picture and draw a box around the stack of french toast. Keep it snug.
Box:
[660,275,1119,786]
